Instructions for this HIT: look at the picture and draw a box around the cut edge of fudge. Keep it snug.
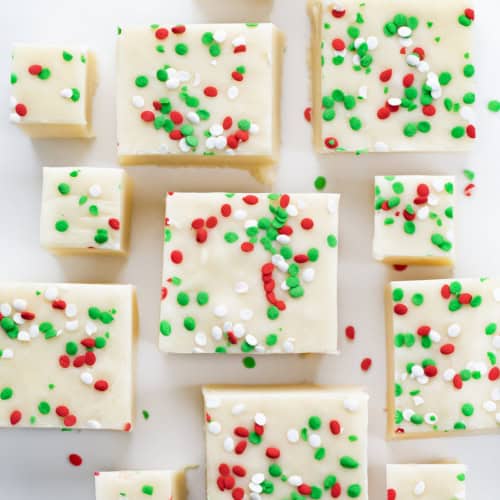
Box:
[11,44,98,139]
[40,167,133,256]
[116,24,285,186]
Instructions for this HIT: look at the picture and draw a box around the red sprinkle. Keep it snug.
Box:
[331,7,346,18]
[379,68,393,82]
[52,299,66,310]
[108,218,120,230]
[331,482,342,497]
[440,344,455,355]
[64,415,77,427]
[222,116,233,130]
[394,304,408,315]
[59,355,71,368]
[241,242,254,253]
[332,38,346,51]
[235,440,247,454]
[360,358,372,371]
[329,419,341,435]
[68,454,82,467]
[488,366,500,381]
[56,405,70,417]
[170,111,183,125]
[465,8,475,20]
[232,488,245,500]
[345,325,355,340]
[304,106,312,123]
[324,137,338,149]
[170,250,183,264]
[10,410,22,426]
[21,311,35,320]
[155,28,169,40]
[453,374,463,389]
[221,204,232,217]
[377,107,391,120]
[232,71,244,82]
[422,105,436,116]
[206,216,218,228]
[94,380,109,392]
[219,463,230,476]
[243,195,258,205]
[393,264,408,272]
[402,73,415,88]
[232,465,246,477]
[300,218,314,230]
[424,365,438,377]
[417,325,431,337]
[28,64,42,75]
[171,25,186,34]
[204,86,218,97]
[441,284,451,299]
[141,110,155,122]
[387,489,397,500]
[15,103,28,117]
[466,124,476,139]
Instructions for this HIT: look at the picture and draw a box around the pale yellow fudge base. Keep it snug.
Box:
[40,167,132,256]
[12,48,97,139]
[387,464,466,499]
[203,385,369,500]
[0,283,137,430]
[385,280,500,440]
[95,470,186,500]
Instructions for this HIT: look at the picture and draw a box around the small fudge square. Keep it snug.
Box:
[95,470,186,500]
[159,193,339,354]
[308,0,476,153]
[203,386,369,500]
[386,278,500,439]
[0,283,136,430]
[387,464,467,500]
[373,175,455,265]
[116,23,284,183]
[9,44,96,138]
[40,167,132,255]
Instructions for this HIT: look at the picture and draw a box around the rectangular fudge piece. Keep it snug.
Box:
[203,386,369,500]
[116,23,284,183]
[386,278,500,439]
[0,283,136,430]
[387,464,466,500]
[373,175,455,265]
[308,0,476,153]
[9,44,97,138]
[160,193,339,354]
[95,470,186,500]
[40,167,132,255]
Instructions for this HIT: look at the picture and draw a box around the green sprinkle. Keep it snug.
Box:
[177,292,190,306]
[10,73,18,85]
[488,100,500,113]
[94,229,108,245]
[38,401,51,415]
[314,447,326,461]
[349,117,362,131]
[183,317,196,331]
[142,485,154,496]
[55,220,69,232]
[404,221,416,235]
[160,320,171,336]
[403,123,418,137]
[65,341,78,356]
[347,484,362,498]
[463,64,475,77]
[461,403,474,417]
[62,51,73,61]
[451,126,465,139]
[243,356,256,369]
[135,75,148,87]
[265,333,278,346]
[463,92,475,104]
[314,176,327,191]
[175,43,189,55]
[411,293,424,306]
[39,68,51,80]
[340,456,359,469]
[439,72,452,85]
[0,387,13,400]
[224,232,239,243]
[267,306,279,320]
[196,292,209,306]
[308,416,322,430]
[89,204,99,216]
[57,183,70,196]
[142,410,150,420]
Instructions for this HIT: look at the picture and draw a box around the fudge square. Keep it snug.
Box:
[116,23,284,183]
[40,167,132,255]
[159,193,339,354]
[386,278,500,439]
[308,0,476,153]
[373,175,455,266]
[387,464,466,500]
[0,283,136,430]
[203,386,369,500]
[9,44,96,138]
[95,470,186,500]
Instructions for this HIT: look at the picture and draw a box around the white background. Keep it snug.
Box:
[1,0,499,498]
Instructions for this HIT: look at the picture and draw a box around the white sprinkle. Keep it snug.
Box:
[492,336,500,349]
[414,481,426,496]
[13,313,24,325]
[194,331,207,347]
[9,96,17,109]
[406,54,420,66]
[427,194,439,207]
[411,365,424,378]
[413,396,424,407]
[89,184,102,198]
[223,436,235,452]
[254,412,266,426]
[424,412,438,425]
[403,409,415,421]
[249,483,262,494]
[85,322,97,336]
[215,136,227,150]
[417,61,430,73]
[252,473,265,485]
[244,219,258,229]
[492,388,500,401]
[177,71,191,83]
[417,206,429,220]
[276,234,290,245]
[29,325,39,338]
[60,88,72,99]
[400,37,413,48]
[9,113,21,124]
[232,36,246,47]
[249,123,260,134]
[308,434,322,448]
[233,323,246,338]
[366,36,378,50]
[302,268,315,283]
[245,334,258,346]
[207,421,222,434]
[187,111,200,124]
[344,398,360,412]
[240,309,253,321]
[210,124,224,137]
[447,323,461,338]
[287,428,299,443]
[398,26,412,38]
[17,330,30,342]
[132,95,145,108]
[214,305,228,318]
[0,303,12,316]
[65,320,79,332]
[327,198,337,214]
[374,141,389,152]
[352,54,361,66]
[13,298,27,311]
[494,289,500,302]
[283,339,295,353]
[483,400,497,413]
[353,37,365,49]
[178,138,191,153]
[460,106,476,124]
[205,397,221,409]
[87,420,102,429]
[388,97,402,107]
[232,403,245,415]
[80,372,93,385]
[205,137,216,150]
[227,86,239,100]
[234,209,247,220]
[213,30,227,43]
[1,349,13,359]
[281,281,290,291]
[432,179,445,192]
[288,476,303,487]
[166,78,180,90]
[358,85,368,99]
[443,368,456,382]
[249,494,261,500]
[429,329,441,343]
[44,287,58,301]
[417,375,429,385]
[223,322,233,333]
[65,304,78,318]
[286,204,298,216]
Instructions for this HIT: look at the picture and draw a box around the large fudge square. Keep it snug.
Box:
[203,386,369,500]
[40,167,132,255]
[386,278,500,439]
[95,470,186,500]
[0,283,136,431]
[308,0,476,153]
[116,23,284,183]
[159,193,339,354]
[9,44,96,138]
[387,463,467,500]
[373,175,455,266]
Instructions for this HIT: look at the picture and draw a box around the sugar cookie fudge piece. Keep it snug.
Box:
[373,175,455,265]
[308,0,476,153]
[203,386,369,500]
[387,464,466,500]
[0,283,136,430]
[386,278,500,439]
[160,193,339,354]
[9,44,97,138]
[40,167,132,255]
[116,23,284,183]
[95,470,186,500]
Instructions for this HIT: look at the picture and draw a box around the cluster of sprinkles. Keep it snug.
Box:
[390,280,500,435]
[51,169,122,249]
[0,285,130,431]
[206,393,365,499]
[319,3,476,151]
[124,24,265,156]
[375,176,454,254]
[9,48,86,124]
[161,193,338,354]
